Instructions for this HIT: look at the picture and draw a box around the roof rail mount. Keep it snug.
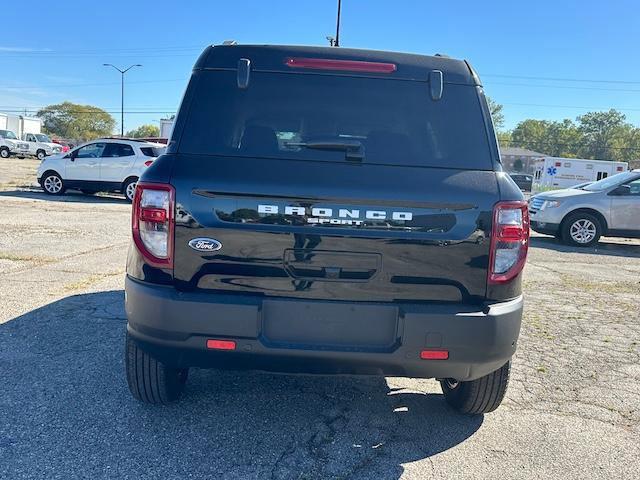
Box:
[222,40,238,46]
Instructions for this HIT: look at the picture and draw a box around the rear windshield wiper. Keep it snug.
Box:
[285,140,364,162]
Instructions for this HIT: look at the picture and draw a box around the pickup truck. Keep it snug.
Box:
[22,132,63,160]
[124,44,529,414]
[0,129,30,158]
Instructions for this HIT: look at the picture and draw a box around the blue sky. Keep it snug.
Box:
[2,0,639,133]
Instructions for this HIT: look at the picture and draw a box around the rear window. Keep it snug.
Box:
[179,71,493,169]
[140,146,165,157]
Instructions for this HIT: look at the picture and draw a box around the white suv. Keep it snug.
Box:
[36,138,166,201]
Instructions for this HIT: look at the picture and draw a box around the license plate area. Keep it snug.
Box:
[261,299,399,352]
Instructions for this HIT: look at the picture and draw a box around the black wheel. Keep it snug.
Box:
[36,149,46,161]
[123,177,138,202]
[0,147,9,158]
[41,171,66,195]
[561,212,602,247]
[440,361,510,414]
[125,333,188,404]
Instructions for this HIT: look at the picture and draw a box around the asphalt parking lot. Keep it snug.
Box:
[1,157,639,479]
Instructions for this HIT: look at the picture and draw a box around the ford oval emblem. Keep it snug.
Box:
[188,238,222,252]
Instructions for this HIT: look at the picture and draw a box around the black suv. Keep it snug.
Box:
[509,173,533,192]
[125,44,529,414]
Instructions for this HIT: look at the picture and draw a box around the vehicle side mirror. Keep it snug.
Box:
[610,184,631,196]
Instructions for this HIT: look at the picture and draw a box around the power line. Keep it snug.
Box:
[0,78,187,90]
[486,81,640,93]
[503,102,640,112]
[482,73,640,85]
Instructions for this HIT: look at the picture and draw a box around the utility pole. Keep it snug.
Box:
[334,0,342,47]
[103,64,142,137]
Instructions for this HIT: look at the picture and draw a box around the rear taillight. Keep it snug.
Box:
[488,201,529,284]
[132,182,174,269]
[144,160,153,167]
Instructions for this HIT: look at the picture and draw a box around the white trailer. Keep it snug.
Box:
[532,157,628,193]
[159,118,174,140]
[0,113,42,138]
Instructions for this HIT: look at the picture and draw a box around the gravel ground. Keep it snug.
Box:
[0,158,638,479]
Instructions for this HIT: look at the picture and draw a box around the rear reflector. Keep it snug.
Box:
[139,207,167,223]
[420,350,449,360]
[206,339,236,351]
[285,57,397,73]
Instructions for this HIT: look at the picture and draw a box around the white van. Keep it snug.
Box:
[532,157,628,193]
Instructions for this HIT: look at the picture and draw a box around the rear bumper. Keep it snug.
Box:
[125,276,523,381]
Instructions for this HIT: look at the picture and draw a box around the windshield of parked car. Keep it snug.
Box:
[582,171,637,191]
[35,134,52,143]
[0,130,17,140]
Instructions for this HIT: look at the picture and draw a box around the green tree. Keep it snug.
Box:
[487,97,505,130]
[545,119,581,157]
[496,130,512,151]
[511,119,550,152]
[126,124,160,138]
[512,158,524,171]
[576,109,628,161]
[37,102,115,140]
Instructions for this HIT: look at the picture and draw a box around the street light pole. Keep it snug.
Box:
[335,0,342,47]
[103,63,142,137]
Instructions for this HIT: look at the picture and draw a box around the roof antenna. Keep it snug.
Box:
[334,0,342,47]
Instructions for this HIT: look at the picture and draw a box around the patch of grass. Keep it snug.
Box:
[0,252,54,263]
[63,271,124,292]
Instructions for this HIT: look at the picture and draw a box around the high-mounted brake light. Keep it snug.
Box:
[488,201,529,284]
[285,57,397,73]
[132,182,174,269]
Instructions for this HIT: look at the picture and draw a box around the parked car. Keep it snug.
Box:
[22,132,63,160]
[51,139,71,153]
[124,43,529,415]
[509,173,533,191]
[36,138,166,201]
[0,129,30,158]
[530,169,640,246]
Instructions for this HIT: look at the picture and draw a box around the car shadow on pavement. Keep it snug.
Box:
[0,188,128,204]
[531,235,640,258]
[0,291,482,480]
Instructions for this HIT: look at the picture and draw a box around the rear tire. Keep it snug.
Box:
[125,333,188,404]
[440,361,510,414]
[561,212,602,247]
[123,177,138,202]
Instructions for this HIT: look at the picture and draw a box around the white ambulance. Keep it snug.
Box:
[532,157,628,193]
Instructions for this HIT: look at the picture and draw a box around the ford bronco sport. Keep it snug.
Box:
[125,44,529,414]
